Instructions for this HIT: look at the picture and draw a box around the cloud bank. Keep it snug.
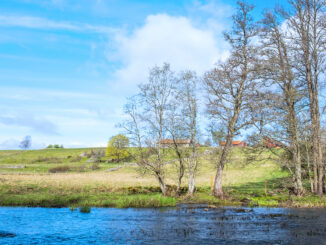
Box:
[110,13,230,90]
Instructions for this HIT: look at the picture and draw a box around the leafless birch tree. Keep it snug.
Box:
[165,99,187,195]
[164,70,199,195]
[178,71,199,196]
[122,64,176,195]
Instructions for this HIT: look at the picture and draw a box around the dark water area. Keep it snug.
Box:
[1,206,326,245]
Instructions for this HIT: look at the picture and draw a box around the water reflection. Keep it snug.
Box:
[0,206,326,244]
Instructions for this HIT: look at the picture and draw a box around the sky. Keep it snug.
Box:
[0,0,288,149]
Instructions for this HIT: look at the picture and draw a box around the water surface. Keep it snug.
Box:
[1,206,326,244]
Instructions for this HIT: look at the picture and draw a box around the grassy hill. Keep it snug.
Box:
[0,147,325,208]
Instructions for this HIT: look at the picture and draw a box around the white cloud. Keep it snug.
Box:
[109,13,230,91]
[0,15,111,33]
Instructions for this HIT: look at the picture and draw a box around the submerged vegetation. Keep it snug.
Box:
[79,206,91,213]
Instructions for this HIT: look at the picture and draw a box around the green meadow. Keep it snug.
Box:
[0,148,325,208]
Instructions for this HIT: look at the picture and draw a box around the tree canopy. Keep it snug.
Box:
[106,134,130,162]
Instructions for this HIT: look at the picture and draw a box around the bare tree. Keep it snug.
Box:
[165,99,187,195]
[300,111,315,192]
[284,0,326,195]
[122,64,175,195]
[19,136,32,150]
[259,8,305,195]
[204,1,259,197]
[178,71,199,196]
[152,70,199,196]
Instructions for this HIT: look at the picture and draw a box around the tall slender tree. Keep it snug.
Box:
[259,8,305,195]
[204,1,259,197]
[178,71,199,196]
[165,70,199,195]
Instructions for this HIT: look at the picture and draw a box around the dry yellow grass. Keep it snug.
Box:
[0,162,285,193]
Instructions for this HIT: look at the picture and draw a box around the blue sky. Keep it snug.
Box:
[0,0,288,149]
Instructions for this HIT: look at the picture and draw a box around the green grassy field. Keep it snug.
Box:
[1,147,325,208]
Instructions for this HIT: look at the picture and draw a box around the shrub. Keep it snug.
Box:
[48,165,70,173]
[86,150,105,163]
[48,157,63,164]
[70,206,77,211]
[79,206,91,213]
[90,150,105,158]
[90,163,100,170]
[32,157,62,164]
[75,164,87,172]
[70,156,82,162]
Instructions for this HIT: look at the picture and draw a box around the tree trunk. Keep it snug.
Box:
[313,162,318,193]
[188,157,197,196]
[188,175,196,196]
[318,162,324,195]
[287,91,304,196]
[310,88,323,195]
[177,163,184,195]
[305,64,323,195]
[293,150,304,195]
[306,144,314,193]
[157,175,167,196]
[213,139,232,198]
[213,163,224,197]
[317,117,324,195]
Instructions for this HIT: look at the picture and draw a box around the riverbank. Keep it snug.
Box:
[1,148,325,208]
[1,176,326,208]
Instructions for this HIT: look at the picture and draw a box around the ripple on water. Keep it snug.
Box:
[0,207,326,244]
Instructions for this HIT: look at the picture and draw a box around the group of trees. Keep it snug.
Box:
[121,0,326,197]
[46,144,64,149]
[121,64,199,196]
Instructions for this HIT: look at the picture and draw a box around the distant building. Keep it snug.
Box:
[160,139,191,148]
[220,141,248,148]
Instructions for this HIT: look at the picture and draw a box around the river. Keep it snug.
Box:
[1,206,326,244]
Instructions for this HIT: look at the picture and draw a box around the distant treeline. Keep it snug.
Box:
[47,144,64,149]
